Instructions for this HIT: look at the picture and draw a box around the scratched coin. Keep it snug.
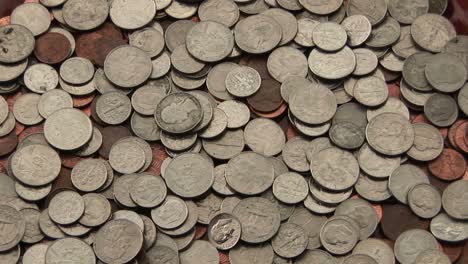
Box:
[24,63,59,94]
[207,213,241,250]
[0,24,35,63]
[154,93,203,134]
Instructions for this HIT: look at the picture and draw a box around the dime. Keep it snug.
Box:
[45,238,95,264]
[113,174,139,208]
[71,159,107,192]
[0,59,28,83]
[109,139,145,174]
[48,191,85,225]
[20,208,44,244]
[294,18,320,47]
[407,123,444,161]
[225,66,261,98]
[273,172,308,204]
[282,137,310,172]
[380,51,404,72]
[171,45,206,75]
[150,52,171,79]
[414,249,451,264]
[357,143,400,178]
[208,213,241,250]
[165,1,198,19]
[0,24,35,63]
[60,57,95,85]
[39,209,65,239]
[342,15,372,47]
[411,14,456,53]
[23,244,47,264]
[353,48,378,76]
[38,89,73,119]
[232,197,280,243]
[394,229,438,264]
[234,15,282,54]
[0,205,25,252]
[299,0,342,14]
[180,240,219,264]
[131,78,171,116]
[402,52,434,92]
[289,83,336,124]
[159,200,198,236]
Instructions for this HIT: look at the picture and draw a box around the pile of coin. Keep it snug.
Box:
[0,0,467,263]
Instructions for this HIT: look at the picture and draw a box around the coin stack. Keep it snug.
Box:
[0,0,467,263]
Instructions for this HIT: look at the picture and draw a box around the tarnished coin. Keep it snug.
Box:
[366,112,414,155]
[165,153,214,198]
[312,22,347,51]
[0,24,35,63]
[39,209,65,239]
[425,53,467,93]
[131,112,161,141]
[63,0,109,31]
[15,182,51,202]
[0,205,25,252]
[353,76,388,107]
[308,46,356,80]
[394,229,438,264]
[151,52,171,79]
[226,152,274,195]
[171,45,206,75]
[442,180,468,220]
[0,59,28,83]
[430,213,468,242]
[110,0,156,30]
[206,62,236,101]
[346,0,387,25]
[234,14,282,54]
[151,195,188,229]
[71,158,107,192]
[357,143,400,179]
[20,208,44,244]
[388,0,429,24]
[244,118,285,156]
[217,100,250,129]
[24,63,58,94]
[380,51,404,72]
[366,16,400,48]
[11,3,50,36]
[131,78,171,116]
[109,139,145,174]
[407,123,444,161]
[203,129,245,160]
[60,57,94,85]
[273,172,308,204]
[199,108,228,139]
[294,18,320,47]
[12,93,43,126]
[186,21,234,62]
[44,108,93,151]
[353,238,395,264]
[352,48,378,76]
[402,52,434,92]
[104,45,152,88]
[389,164,430,204]
[180,240,219,264]
[311,147,359,191]
[94,220,143,263]
[165,1,198,19]
[113,174,139,208]
[198,0,239,27]
[0,112,16,137]
[48,190,84,225]
[334,198,378,240]
[289,83,336,124]
[11,144,61,186]
[146,245,179,264]
[38,89,73,119]
[232,197,280,243]
[129,27,164,58]
[342,254,377,264]
[45,238,95,264]
[271,223,307,258]
[96,91,132,125]
[411,14,456,53]
[408,183,441,219]
[208,213,241,250]
[129,174,166,208]
[261,8,298,45]
[155,93,203,134]
[282,137,310,172]
[320,217,359,255]
[22,243,47,264]
[267,47,308,83]
[424,94,458,127]
[225,66,261,98]
[79,193,111,227]
[196,193,223,225]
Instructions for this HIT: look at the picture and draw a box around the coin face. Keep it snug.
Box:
[208,213,241,250]
[234,14,282,54]
[411,14,456,53]
[0,205,25,252]
[48,190,84,225]
[308,47,356,80]
[0,24,35,63]
[320,217,359,255]
[154,93,203,134]
[394,229,438,264]
[186,21,234,63]
[46,238,96,264]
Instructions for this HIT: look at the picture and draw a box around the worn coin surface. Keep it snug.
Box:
[320,217,359,255]
[24,63,58,94]
[46,237,95,264]
[154,93,203,134]
[244,118,285,156]
[394,229,438,264]
[425,53,467,93]
[234,14,282,54]
[308,47,356,80]
[346,0,387,25]
[48,190,84,225]
[186,21,234,62]
[0,24,35,63]
[389,164,430,204]
[271,223,307,258]
[11,3,50,36]
[63,0,109,31]
[207,213,241,250]
[408,183,441,219]
[442,180,468,220]
[430,213,468,242]
[225,66,261,98]
[151,195,188,229]
[110,0,156,30]
[411,14,456,53]
[267,47,308,83]
[0,205,25,252]
[273,172,308,204]
[424,94,458,127]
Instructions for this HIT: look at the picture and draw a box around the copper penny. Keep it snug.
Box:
[454,121,468,153]
[441,242,463,263]
[76,22,127,66]
[239,55,270,79]
[387,83,401,98]
[286,124,299,140]
[0,130,18,156]
[381,203,430,241]
[61,153,85,169]
[18,123,44,142]
[34,32,71,64]
[428,148,466,181]
[72,93,96,108]
[219,251,230,264]
[0,16,10,26]
[14,122,25,136]
[81,105,92,117]
[448,120,466,150]
[98,125,132,159]
[194,225,207,240]
[250,103,287,119]
[145,143,167,176]
[247,78,283,112]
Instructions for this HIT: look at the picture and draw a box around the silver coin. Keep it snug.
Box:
[311,147,359,191]
[104,45,152,88]
[113,174,139,208]
[425,53,467,93]
[402,52,433,92]
[353,238,395,264]
[11,3,50,36]
[11,144,60,186]
[46,238,95,264]
[24,63,59,94]
[59,57,94,85]
[131,112,161,141]
[281,137,309,172]
[217,100,250,129]
[346,0,387,25]
[146,245,179,264]
[129,27,164,58]
[414,249,451,264]
[267,47,308,83]
[159,200,198,236]
[320,216,359,255]
[430,213,468,242]
[407,123,443,161]
[408,183,441,219]
[75,126,102,157]
[154,92,203,134]
[388,0,429,24]
[275,0,302,11]
[130,174,167,208]
[165,1,198,19]
[303,194,336,214]
[294,249,337,264]
[48,190,84,225]
[39,208,65,239]
[379,51,404,72]
[22,243,47,264]
[225,66,261,98]
[212,164,236,196]
[93,68,129,95]
[207,213,241,250]
[388,164,430,204]
[357,143,400,178]
[12,93,43,126]
[180,240,218,264]
[244,118,285,156]
[96,91,132,125]
[442,180,468,220]
[261,8,298,45]
[308,46,356,80]
[19,208,44,244]
[14,181,50,202]
[271,223,307,258]
[59,77,97,96]
[94,219,143,264]
[394,229,438,264]
[341,15,372,47]
[186,21,234,63]
[171,45,206,75]
[0,97,8,126]
[195,193,222,225]
[187,91,213,132]
[352,48,378,76]
[443,35,468,79]
[202,129,245,160]
[0,24,35,63]
[199,108,228,139]
[0,205,25,252]
[234,14,282,54]
[299,0,342,14]
[37,89,73,119]
[280,76,313,103]
[150,52,171,79]
[71,158,108,192]
[165,20,195,52]
[272,172,308,204]
[309,177,352,204]
[198,0,239,27]
[0,173,16,199]
[458,83,468,116]
[353,76,388,107]
[334,198,378,240]
[366,16,401,48]
[424,93,458,127]
[206,62,236,101]
[170,71,206,91]
[289,83,337,124]
[110,0,156,29]
[79,193,111,227]
[400,79,434,107]
[392,26,423,59]
[63,0,108,31]
[0,59,28,82]
[294,18,320,47]
[237,0,269,14]
[112,210,144,232]
[355,173,392,202]
[109,139,145,174]
[232,197,281,243]
[312,22,347,51]
[411,14,456,53]
[131,78,170,116]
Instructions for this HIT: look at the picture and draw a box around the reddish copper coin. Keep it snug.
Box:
[0,131,18,156]
[76,22,127,66]
[428,148,466,181]
[14,122,25,136]
[239,55,269,79]
[286,125,299,140]
[441,242,463,263]
[449,120,466,150]
[145,143,168,176]
[18,124,44,142]
[81,105,92,117]
[412,114,448,140]
[387,83,401,98]
[0,16,10,26]
[98,125,132,159]
[464,168,468,180]
[219,251,230,264]
[454,121,468,153]
[250,103,287,119]
[247,78,283,112]
[34,32,71,64]
[194,225,207,240]
[0,157,6,173]
[72,93,96,108]
[381,203,430,241]
[61,153,85,169]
